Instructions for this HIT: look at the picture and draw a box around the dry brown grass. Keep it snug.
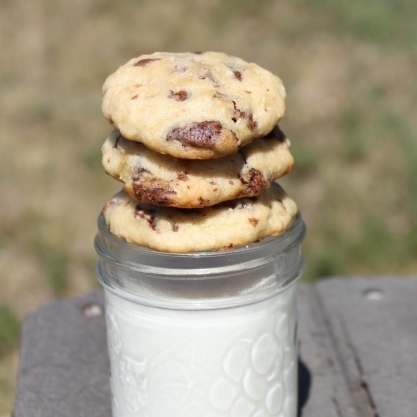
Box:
[0,0,416,412]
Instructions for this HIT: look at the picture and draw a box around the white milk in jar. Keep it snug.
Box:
[95,212,305,417]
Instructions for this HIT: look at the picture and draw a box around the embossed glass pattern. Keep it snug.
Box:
[95,212,306,417]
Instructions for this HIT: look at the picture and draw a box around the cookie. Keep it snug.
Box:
[102,51,286,159]
[102,183,298,253]
[102,127,294,208]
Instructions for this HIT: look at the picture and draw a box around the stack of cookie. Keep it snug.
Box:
[100,52,298,253]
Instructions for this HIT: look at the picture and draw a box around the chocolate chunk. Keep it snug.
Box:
[232,109,247,123]
[134,167,152,176]
[132,183,176,206]
[169,90,188,101]
[192,51,204,55]
[239,168,268,194]
[231,101,258,130]
[166,121,223,149]
[249,217,259,227]
[233,70,242,81]
[133,58,160,67]
[232,101,252,127]
[134,206,157,230]
[247,113,258,131]
[131,94,138,100]
[247,169,267,193]
[232,101,246,123]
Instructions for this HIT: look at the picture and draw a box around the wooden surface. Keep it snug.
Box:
[14,277,417,417]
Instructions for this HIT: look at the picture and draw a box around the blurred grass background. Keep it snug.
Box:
[0,0,416,413]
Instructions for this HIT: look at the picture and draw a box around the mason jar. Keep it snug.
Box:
[95,211,306,417]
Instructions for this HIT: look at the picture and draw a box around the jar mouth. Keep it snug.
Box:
[95,212,306,309]
[95,211,306,277]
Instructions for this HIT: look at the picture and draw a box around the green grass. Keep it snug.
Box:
[33,241,69,296]
[295,0,417,47]
[210,0,273,29]
[0,306,20,359]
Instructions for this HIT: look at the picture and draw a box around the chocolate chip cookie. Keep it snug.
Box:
[102,52,286,159]
[102,183,298,253]
[102,127,294,208]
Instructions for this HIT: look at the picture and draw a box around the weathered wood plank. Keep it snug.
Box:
[297,284,358,417]
[14,291,112,417]
[315,277,417,417]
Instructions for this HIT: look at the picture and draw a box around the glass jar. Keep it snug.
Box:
[95,211,306,417]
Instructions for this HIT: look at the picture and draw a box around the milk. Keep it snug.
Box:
[104,284,298,417]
